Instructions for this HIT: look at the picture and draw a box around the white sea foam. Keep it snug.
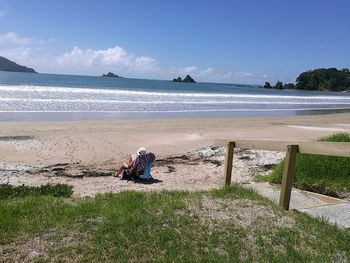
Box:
[1,84,350,100]
[0,107,349,113]
[1,97,350,105]
[1,84,350,114]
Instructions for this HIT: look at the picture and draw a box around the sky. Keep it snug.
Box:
[0,0,349,84]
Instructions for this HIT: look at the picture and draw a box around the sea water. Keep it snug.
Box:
[0,71,349,121]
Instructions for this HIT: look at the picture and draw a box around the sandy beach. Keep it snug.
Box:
[1,113,350,197]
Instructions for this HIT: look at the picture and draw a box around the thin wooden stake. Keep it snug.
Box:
[279,144,299,210]
[224,141,235,187]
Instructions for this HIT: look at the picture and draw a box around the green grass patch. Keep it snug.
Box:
[1,185,349,262]
[0,184,73,200]
[320,132,350,142]
[259,132,350,197]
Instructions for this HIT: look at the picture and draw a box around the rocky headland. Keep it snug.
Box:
[0,56,37,73]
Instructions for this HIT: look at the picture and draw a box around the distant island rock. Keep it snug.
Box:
[173,77,183,82]
[102,72,122,78]
[0,56,37,73]
[172,75,196,83]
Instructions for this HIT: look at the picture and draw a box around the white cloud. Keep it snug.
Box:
[235,72,253,77]
[201,67,214,74]
[0,31,268,83]
[0,32,32,45]
[56,46,158,75]
[0,32,57,71]
[0,31,54,47]
[0,46,56,72]
[0,34,158,76]
[183,66,198,74]
[0,47,33,61]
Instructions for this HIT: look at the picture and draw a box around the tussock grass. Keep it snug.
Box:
[1,185,349,262]
[260,132,350,197]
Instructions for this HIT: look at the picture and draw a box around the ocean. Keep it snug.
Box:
[0,71,350,121]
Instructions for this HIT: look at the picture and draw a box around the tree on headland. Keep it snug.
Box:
[274,81,283,89]
[262,68,350,92]
[263,81,290,90]
[296,68,350,91]
[283,83,295,89]
[263,82,272,89]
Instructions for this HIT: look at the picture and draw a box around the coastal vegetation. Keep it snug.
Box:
[263,81,295,90]
[0,56,37,73]
[172,74,196,83]
[295,68,350,91]
[261,132,350,198]
[1,184,349,261]
[263,68,350,92]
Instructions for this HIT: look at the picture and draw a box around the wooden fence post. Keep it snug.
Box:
[279,144,299,210]
[224,141,235,187]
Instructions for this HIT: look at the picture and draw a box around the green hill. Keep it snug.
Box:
[296,68,350,91]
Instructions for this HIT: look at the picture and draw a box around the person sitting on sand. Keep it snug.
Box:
[115,147,156,179]
[115,147,145,177]
[128,149,156,180]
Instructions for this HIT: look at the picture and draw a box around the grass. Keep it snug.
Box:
[259,132,350,197]
[1,184,349,262]
[0,184,73,200]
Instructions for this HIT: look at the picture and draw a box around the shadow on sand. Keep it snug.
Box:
[120,177,162,184]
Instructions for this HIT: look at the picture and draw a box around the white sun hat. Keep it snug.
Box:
[137,147,146,155]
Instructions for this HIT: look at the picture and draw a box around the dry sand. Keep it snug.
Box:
[1,113,349,197]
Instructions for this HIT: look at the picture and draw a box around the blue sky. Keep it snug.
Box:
[0,0,349,84]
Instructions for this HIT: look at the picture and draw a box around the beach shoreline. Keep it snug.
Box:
[1,113,350,196]
[1,108,350,122]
